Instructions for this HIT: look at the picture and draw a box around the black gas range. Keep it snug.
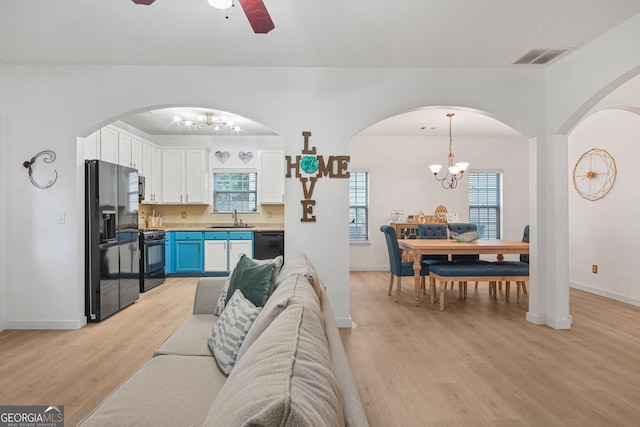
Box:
[139,229,166,292]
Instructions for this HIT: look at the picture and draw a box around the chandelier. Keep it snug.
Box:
[428,113,469,189]
[173,112,241,132]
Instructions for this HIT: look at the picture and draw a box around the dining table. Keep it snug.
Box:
[396,238,530,306]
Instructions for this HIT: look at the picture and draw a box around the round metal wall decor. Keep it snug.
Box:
[572,148,617,201]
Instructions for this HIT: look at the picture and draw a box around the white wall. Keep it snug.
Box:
[543,11,640,329]
[350,134,529,270]
[1,65,545,330]
[569,109,640,304]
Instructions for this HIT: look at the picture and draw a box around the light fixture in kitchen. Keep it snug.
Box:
[172,112,241,132]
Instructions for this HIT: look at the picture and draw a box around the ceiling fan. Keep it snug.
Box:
[131,0,275,34]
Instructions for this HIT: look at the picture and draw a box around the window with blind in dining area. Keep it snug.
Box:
[469,172,502,239]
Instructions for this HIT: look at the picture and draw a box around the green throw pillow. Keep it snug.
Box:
[225,255,276,308]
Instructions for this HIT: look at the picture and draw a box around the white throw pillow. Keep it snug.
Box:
[213,279,231,316]
[208,289,262,375]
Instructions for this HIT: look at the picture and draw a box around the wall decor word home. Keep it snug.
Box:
[286,131,350,222]
[23,150,58,189]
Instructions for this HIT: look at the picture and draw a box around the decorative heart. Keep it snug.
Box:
[215,151,230,163]
[239,151,254,164]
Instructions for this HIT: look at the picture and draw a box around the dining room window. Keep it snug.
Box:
[212,171,257,212]
[468,171,502,239]
[349,171,369,241]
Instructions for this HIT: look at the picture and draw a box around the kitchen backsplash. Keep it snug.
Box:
[139,204,284,228]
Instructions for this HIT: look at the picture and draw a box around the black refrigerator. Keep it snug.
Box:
[85,160,140,322]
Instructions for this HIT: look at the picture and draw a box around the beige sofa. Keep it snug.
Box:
[79,254,368,427]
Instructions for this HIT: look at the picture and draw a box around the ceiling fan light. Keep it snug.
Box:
[184,120,193,126]
[173,116,182,122]
[208,0,232,10]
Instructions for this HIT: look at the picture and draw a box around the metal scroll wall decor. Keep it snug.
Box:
[23,150,58,189]
[286,131,350,222]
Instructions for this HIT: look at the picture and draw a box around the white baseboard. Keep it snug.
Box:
[570,281,640,307]
[349,266,388,271]
[526,312,546,325]
[335,316,352,328]
[4,317,87,330]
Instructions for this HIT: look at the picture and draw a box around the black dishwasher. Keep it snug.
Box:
[253,231,285,260]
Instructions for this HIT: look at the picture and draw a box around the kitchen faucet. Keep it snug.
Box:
[232,208,238,227]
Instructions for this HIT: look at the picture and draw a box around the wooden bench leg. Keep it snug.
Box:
[439,279,446,311]
[429,276,436,304]
[505,281,510,302]
[517,281,526,304]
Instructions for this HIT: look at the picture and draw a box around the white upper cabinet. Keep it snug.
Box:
[131,138,143,171]
[99,127,118,164]
[150,146,162,203]
[161,149,208,204]
[259,150,285,204]
[162,150,184,204]
[185,149,207,204]
[83,130,100,160]
[118,133,132,168]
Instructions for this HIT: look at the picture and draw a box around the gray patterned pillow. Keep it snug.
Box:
[213,279,230,316]
[209,289,262,375]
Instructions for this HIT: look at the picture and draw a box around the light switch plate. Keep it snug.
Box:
[56,213,66,224]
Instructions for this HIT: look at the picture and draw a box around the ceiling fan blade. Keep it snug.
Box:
[238,0,275,34]
[131,0,155,4]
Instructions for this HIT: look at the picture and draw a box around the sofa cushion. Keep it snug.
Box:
[236,273,322,362]
[78,355,226,427]
[154,314,216,357]
[213,279,230,316]
[203,303,345,427]
[209,289,262,375]
[276,253,323,300]
[225,255,276,307]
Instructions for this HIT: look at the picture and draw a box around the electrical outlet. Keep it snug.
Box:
[56,212,65,224]
[592,265,598,274]
[182,212,187,218]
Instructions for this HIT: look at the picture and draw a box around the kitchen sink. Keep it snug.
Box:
[208,225,255,229]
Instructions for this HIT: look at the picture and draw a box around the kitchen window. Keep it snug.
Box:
[468,171,502,239]
[349,171,369,241]
[212,171,257,212]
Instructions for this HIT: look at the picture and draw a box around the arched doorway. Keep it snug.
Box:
[349,106,533,311]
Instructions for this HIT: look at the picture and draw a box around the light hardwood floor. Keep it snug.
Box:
[342,271,640,426]
[0,277,199,426]
[2,273,640,426]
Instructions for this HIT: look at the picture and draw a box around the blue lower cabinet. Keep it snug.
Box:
[174,232,204,273]
[165,232,174,274]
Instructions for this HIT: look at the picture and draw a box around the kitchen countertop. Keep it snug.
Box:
[140,223,284,232]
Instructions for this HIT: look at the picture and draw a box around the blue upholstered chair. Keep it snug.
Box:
[418,224,449,265]
[499,225,530,294]
[447,223,483,263]
[380,225,430,302]
[520,225,530,263]
[447,223,488,290]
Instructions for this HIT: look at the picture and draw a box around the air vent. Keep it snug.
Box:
[513,48,570,65]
